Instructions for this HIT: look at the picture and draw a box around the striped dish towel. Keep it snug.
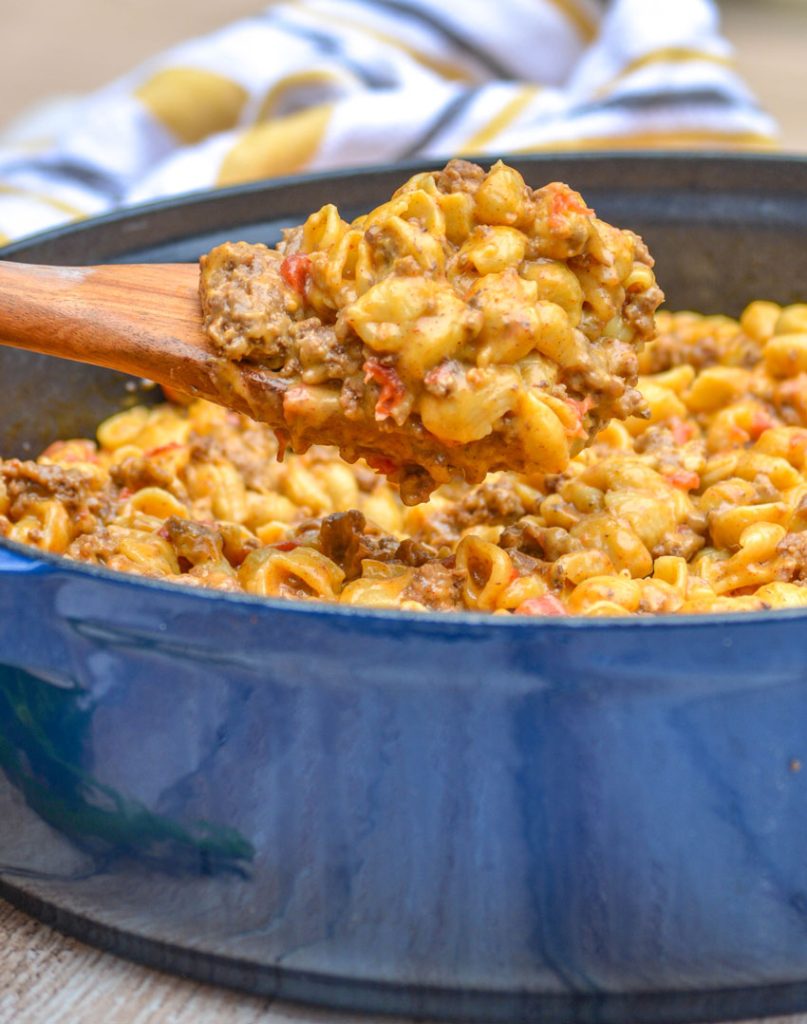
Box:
[0,0,777,244]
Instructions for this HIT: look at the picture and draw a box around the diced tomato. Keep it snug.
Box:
[776,376,807,418]
[564,395,594,438]
[144,441,183,458]
[667,469,700,491]
[40,439,98,463]
[423,361,458,394]
[515,594,567,617]
[548,184,593,231]
[789,432,807,456]
[670,417,696,446]
[280,253,312,295]
[567,395,594,417]
[272,540,299,552]
[749,409,776,440]
[366,454,398,477]
[363,358,407,421]
[726,423,750,445]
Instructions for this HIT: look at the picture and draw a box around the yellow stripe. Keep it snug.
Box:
[544,0,598,44]
[514,128,779,152]
[596,47,734,97]
[462,85,541,153]
[0,183,86,218]
[217,103,333,187]
[0,231,9,246]
[136,67,249,145]
[293,7,473,82]
[258,69,345,123]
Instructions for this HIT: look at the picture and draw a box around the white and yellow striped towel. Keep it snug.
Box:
[0,0,777,244]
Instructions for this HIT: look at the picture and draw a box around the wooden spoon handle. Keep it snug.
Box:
[0,259,289,426]
[0,259,288,423]
[0,259,207,376]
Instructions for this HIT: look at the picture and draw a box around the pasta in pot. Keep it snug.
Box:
[199,159,663,503]
[6,300,807,616]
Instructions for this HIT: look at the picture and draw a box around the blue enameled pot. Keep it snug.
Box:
[2,154,807,1023]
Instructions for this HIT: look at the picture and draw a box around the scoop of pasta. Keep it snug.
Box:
[200,159,663,504]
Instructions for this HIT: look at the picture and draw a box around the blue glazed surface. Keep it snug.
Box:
[5,154,807,1020]
[2,539,807,1019]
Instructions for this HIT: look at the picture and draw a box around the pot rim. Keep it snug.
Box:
[4,148,807,260]
[4,532,805,633]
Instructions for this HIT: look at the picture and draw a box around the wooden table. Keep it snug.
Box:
[0,898,416,1024]
[1,894,805,1024]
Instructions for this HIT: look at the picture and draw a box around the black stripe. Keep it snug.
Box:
[573,88,761,118]
[0,158,124,202]
[42,159,126,200]
[397,86,483,159]
[260,10,396,89]
[352,0,516,79]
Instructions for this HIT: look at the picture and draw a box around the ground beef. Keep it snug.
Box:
[633,424,707,479]
[295,318,362,384]
[110,456,174,492]
[641,329,722,374]
[508,549,542,577]
[66,529,115,564]
[394,537,441,567]
[623,283,666,342]
[752,473,781,504]
[776,532,807,581]
[316,509,399,581]
[159,517,223,567]
[651,530,705,561]
[403,561,465,610]
[339,375,365,421]
[2,460,99,518]
[200,241,296,364]
[500,517,581,560]
[629,232,653,266]
[198,161,662,502]
[189,421,280,492]
[423,360,463,398]
[435,159,485,194]
[448,478,535,532]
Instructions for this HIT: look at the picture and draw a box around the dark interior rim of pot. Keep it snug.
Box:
[4,149,807,273]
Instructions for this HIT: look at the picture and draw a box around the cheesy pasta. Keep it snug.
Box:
[200,159,662,503]
[5,298,807,616]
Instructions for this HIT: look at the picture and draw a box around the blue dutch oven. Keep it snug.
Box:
[2,154,807,1023]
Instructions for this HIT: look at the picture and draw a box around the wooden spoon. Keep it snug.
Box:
[0,259,286,422]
